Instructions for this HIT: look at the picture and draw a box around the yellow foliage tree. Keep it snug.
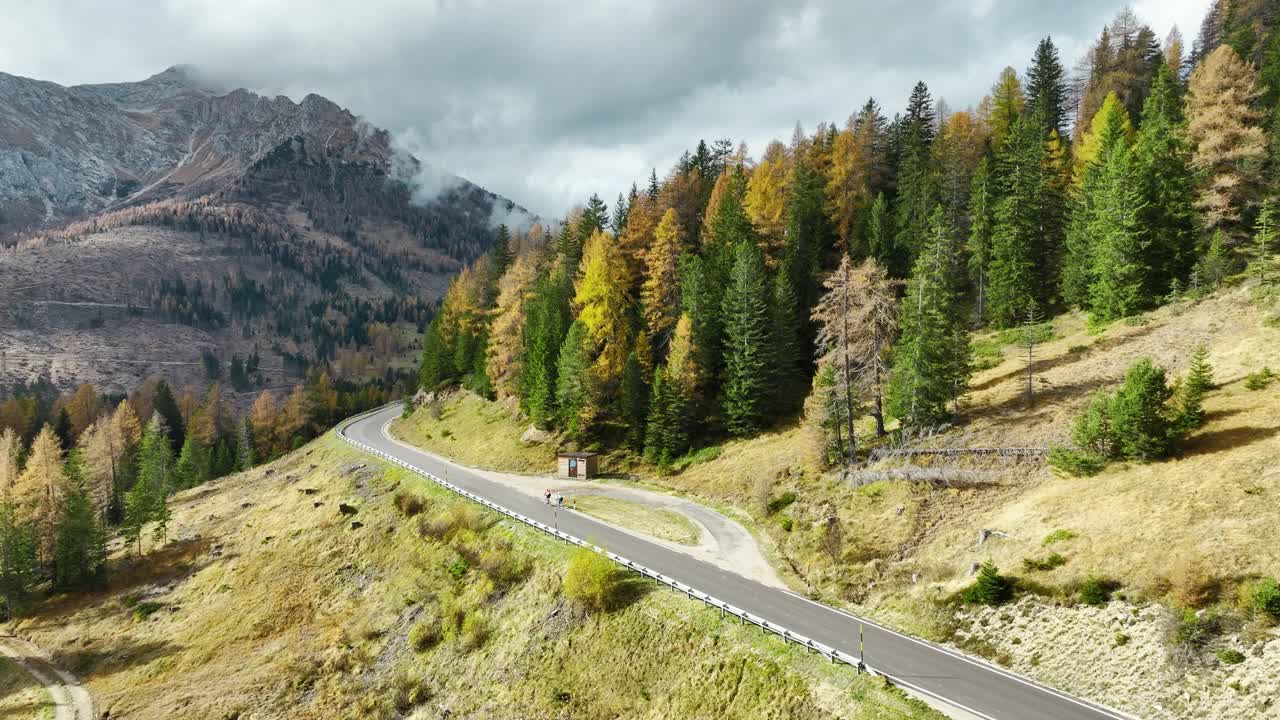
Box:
[988,66,1026,149]
[574,230,633,388]
[618,192,661,287]
[744,139,791,264]
[487,253,538,399]
[1073,92,1134,182]
[0,428,18,499]
[641,208,684,346]
[64,383,100,441]
[666,314,700,400]
[80,400,140,518]
[825,120,870,254]
[249,390,279,459]
[15,425,64,557]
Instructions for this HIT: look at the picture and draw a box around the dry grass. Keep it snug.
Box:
[572,494,700,545]
[0,656,54,720]
[392,392,556,473]
[5,434,940,720]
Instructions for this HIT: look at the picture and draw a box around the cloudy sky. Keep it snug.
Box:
[1,0,1204,218]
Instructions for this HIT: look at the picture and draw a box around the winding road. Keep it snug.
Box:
[0,636,94,720]
[341,404,1131,720]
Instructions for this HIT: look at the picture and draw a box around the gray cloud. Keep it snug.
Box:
[0,0,1204,218]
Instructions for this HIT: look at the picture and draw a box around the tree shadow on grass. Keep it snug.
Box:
[970,323,1159,393]
[606,575,656,613]
[47,638,181,684]
[1180,425,1280,458]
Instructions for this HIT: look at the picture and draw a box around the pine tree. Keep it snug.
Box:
[866,192,893,269]
[1027,37,1068,139]
[491,224,513,279]
[173,436,210,490]
[967,157,996,326]
[1253,198,1277,282]
[1177,345,1214,430]
[770,271,805,414]
[521,270,571,428]
[554,321,592,439]
[887,206,970,427]
[620,350,648,453]
[53,475,106,590]
[0,503,37,617]
[1134,64,1198,295]
[1088,133,1149,323]
[892,82,938,274]
[721,241,775,436]
[1109,359,1176,460]
[151,381,185,454]
[126,416,172,555]
[235,417,254,471]
[612,191,631,234]
[641,208,684,347]
[783,159,831,314]
[988,116,1046,327]
[53,408,73,451]
[643,366,689,467]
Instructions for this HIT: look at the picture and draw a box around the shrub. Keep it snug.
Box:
[778,517,793,532]
[1042,529,1077,546]
[446,558,468,581]
[766,491,798,515]
[1070,390,1118,458]
[1022,553,1066,572]
[1174,608,1219,649]
[394,492,427,518]
[1113,632,1130,647]
[1171,557,1218,609]
[131,601,164,622]
[460,611,490,651]
[478,544,532,588]
[1244,367,1276,391]
[563,548,624,612]
[1216,648,1246,665]
[669,445,722,472]
[961,562,1014,606]
[1078,576,1115,606]
[1047,446,1106,477]
[1109,359,1177,460]
[1248,577,1280,620]
[408,616,441,652]
[1068,344,1089,354]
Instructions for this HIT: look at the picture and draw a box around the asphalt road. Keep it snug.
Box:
[341,405,1130,720]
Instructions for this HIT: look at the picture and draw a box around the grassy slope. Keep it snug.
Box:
[0,656,54,720]
[7,435,939,720]
[392,281,1280,719]
[393,394,556,473]
[573,495,700,545]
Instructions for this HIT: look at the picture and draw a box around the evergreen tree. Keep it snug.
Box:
[887,206,970,427]
[1109,359,1176,460]
[553,321,592,439]
[53,476,106,590]
[520,271,571,428]
[643,366,689,467]
[721,241,775,436]
[1197,229,1238,287]
[783,159,831,314]
[0,503,37,617]
[53,408,73,451]
[491,224,513,279]
[1088,132,1149,323]
[1253,198,1278,282]
[620,350,648,453]
[235,417,254,471]
[866,192,894,269]
[1177,345,1214,430]
[1134,64,1198,295]
[151,381,185,454]
[173,436,210,490]
[770,270,805,414]
[612,191,631,234]
[1063,94,1133,308]
[892,82,938,274]
[988,116,1046,327]
[967,156,996,325]
[1027,37,1069,138]
[125,416,172,555]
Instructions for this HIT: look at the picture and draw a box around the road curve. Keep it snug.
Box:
[0,635,94,720]
[341,405,1132,720]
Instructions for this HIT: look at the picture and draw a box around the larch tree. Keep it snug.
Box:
[0,429,18,499]
[574,229,633,400]
[887,206,970,427]
[744,140,791,263]
[826,113,871,255]
[848,259,900,437]
[248,390,279,461]
[988,67,1027,149]
[1185,45,1267,239]
[16,426,65,562]
[641,208,685,349]
[487,253,538,399]
[64,383,100,441]
[721,240,775,436]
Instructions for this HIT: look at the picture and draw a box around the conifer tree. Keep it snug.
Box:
[892,82,938,274]
[125,416,172,555]
[966,159,996,327]
[53,474,106,590]
[1185,45,1267,238]
[521,271,571,428]
[1134,64,1198,296]
[554,320,592,439]
[1253,198,1277,282]
[151,381,185,454]
[1109,359,1176,460]
[0,503,37,617]
[643,366,689,467]
[642,209,684,347]
[721,241,775,436]
[770,271,805,414]
[15,426,63,562]
[988,67,1026,149]
[888,206,970,427]
[988,116,1046,327]
[487,254,538,399]
[867,192,893,269]
[575,230,632,391]
[744,140,791,260]
[1177,345,1214,430]
[491,224,513,279]
[1088,133,1149,323]
[173,436,210,490]
[235,417,254,472]
[1063,94,1133,308]
[1027,37,1068,139]
[620,350,648,453]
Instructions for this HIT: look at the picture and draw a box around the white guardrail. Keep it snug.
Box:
[335,404,883,678]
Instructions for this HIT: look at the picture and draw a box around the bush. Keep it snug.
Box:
[1042,529,1077,546]
[669,445,722,472]
[1113,632,1130,647]
[961,562,1014,606]
[1174,608,1219,649]
[446,558,468,581]
[394,492,427,517]
[460,611,490,650]
[563,548,624,612]
[478,544,532,588]
[1244,367,1276,391]
[1068,344,1090,354]
[1248,577,1280,620]
[1171,557,1218,609]
[1022,553,1066,572]
[408,617,441,652]
[1109,359,1177,460]
[1216,648,1246,665]
[1047,446,1106,477]
[766,491,798,515]
[778,517,793,532]
[1078,576,1115,606]
[131,601,164,622]
[418,504,489,542]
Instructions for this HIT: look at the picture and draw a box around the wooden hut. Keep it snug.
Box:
[556,451,598,479]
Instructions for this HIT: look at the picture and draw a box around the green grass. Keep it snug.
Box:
[572,495,700,545]
[392,393,556,472]
[0,656,55,720]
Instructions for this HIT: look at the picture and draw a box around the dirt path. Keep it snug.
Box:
[0,635,94,720]
[382,423,786,589]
